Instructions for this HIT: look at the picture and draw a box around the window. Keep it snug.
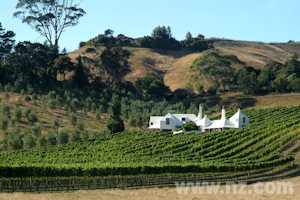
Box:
[242,117,246,123]
[166,118,170,125]
[182,117,186,121]
[150,122,153,126]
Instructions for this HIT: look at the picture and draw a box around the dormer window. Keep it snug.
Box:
[182,117,186,121]
[166,118,170,125]
[242,117,246,123]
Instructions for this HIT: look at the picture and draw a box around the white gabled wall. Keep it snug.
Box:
[148,105,250,131]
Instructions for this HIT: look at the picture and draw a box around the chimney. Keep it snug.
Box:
[198,104,203,120]
[221,106,226,120]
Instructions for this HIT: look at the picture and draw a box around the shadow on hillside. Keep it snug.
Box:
[206,95,257,109]
[151,48,199,58]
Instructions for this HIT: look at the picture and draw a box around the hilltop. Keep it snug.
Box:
[69,41,300,91]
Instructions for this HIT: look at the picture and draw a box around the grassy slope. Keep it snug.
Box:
[0,93,106,140]
[1,92,300,139]
[68,42,300,91]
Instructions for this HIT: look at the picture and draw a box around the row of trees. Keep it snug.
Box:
[190,50,300,95]
[82,26,212,51]
[238,55,300,94]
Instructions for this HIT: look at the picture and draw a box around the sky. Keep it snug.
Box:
[0,0,300,52]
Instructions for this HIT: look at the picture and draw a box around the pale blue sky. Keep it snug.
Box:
[0,0,299,51]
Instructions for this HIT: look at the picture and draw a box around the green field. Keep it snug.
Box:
[0,106,300,177]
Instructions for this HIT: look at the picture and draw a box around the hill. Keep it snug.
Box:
[69,41,300,91]
[1,106,300,177]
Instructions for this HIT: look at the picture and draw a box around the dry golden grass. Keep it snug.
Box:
[125,48,175,82]
[164,53,202,91]
[214,42,295,69]
[67,42,300,91]
[1,175,299,200]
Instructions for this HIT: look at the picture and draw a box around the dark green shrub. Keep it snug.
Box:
[1,104,10,119]
[27,85,34,95]
[37,135,47,147]
[27,112,38,123]
[32,93,38,100]
[24,107,31,119]
[13,106,22,122]
[31,125,41,137]
[24,134,36,149]
[4,83,13,92]
[182,122,197,131]
[58,129,69,144]
[69,114,77,126]
[5,128,23,150]
[95,110,101,120]
[70,98,80,111]
[0,118,9,131]
[70,129,81,142]
[25,95,31,102]
[207,86,217,95]
[46,131,57,146]
[128,117,136,127]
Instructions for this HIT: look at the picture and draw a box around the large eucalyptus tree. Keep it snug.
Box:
[14,0,86,47]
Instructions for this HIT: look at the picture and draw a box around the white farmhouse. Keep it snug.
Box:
[148,105,249,132]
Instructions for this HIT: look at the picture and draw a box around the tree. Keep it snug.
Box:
[0,22,15,61]
[271,74,289,92]
[99,36,130,89]
[13,106,22,122]
[58,129,69,144]
[0,118,9,131]
[183,122,197,131]
[106,95,124,134]
[24,134,36,149]
[190,51,243,92]
[72,56,89,88]
[5,128,23,150]
[151,26,172,40]
[37,135,47,147]
[54,55,73,80]
[69,114,77,126]
[238,69,258,94]
[281,54,300,78]
[14,0,86,47]
[4,41,58,87]
[104,29,114,37]
[70,129,81,142]
[185,32,192,41]
[134,76,170,99]
[288,78,300,92]
[1,104,10,119]
[46,131,57,145]
[202,63,236,91]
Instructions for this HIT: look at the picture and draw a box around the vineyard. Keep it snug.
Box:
[0,106,300,179]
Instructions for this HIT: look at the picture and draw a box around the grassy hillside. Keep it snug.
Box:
[1,92,300,141]
[0,92,107,141]
[1,106,300,177]
[68,41,300,92]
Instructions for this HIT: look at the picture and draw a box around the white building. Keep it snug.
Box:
[148,105,249,132]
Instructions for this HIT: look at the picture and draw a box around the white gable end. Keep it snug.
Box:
[148,105,249,132]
